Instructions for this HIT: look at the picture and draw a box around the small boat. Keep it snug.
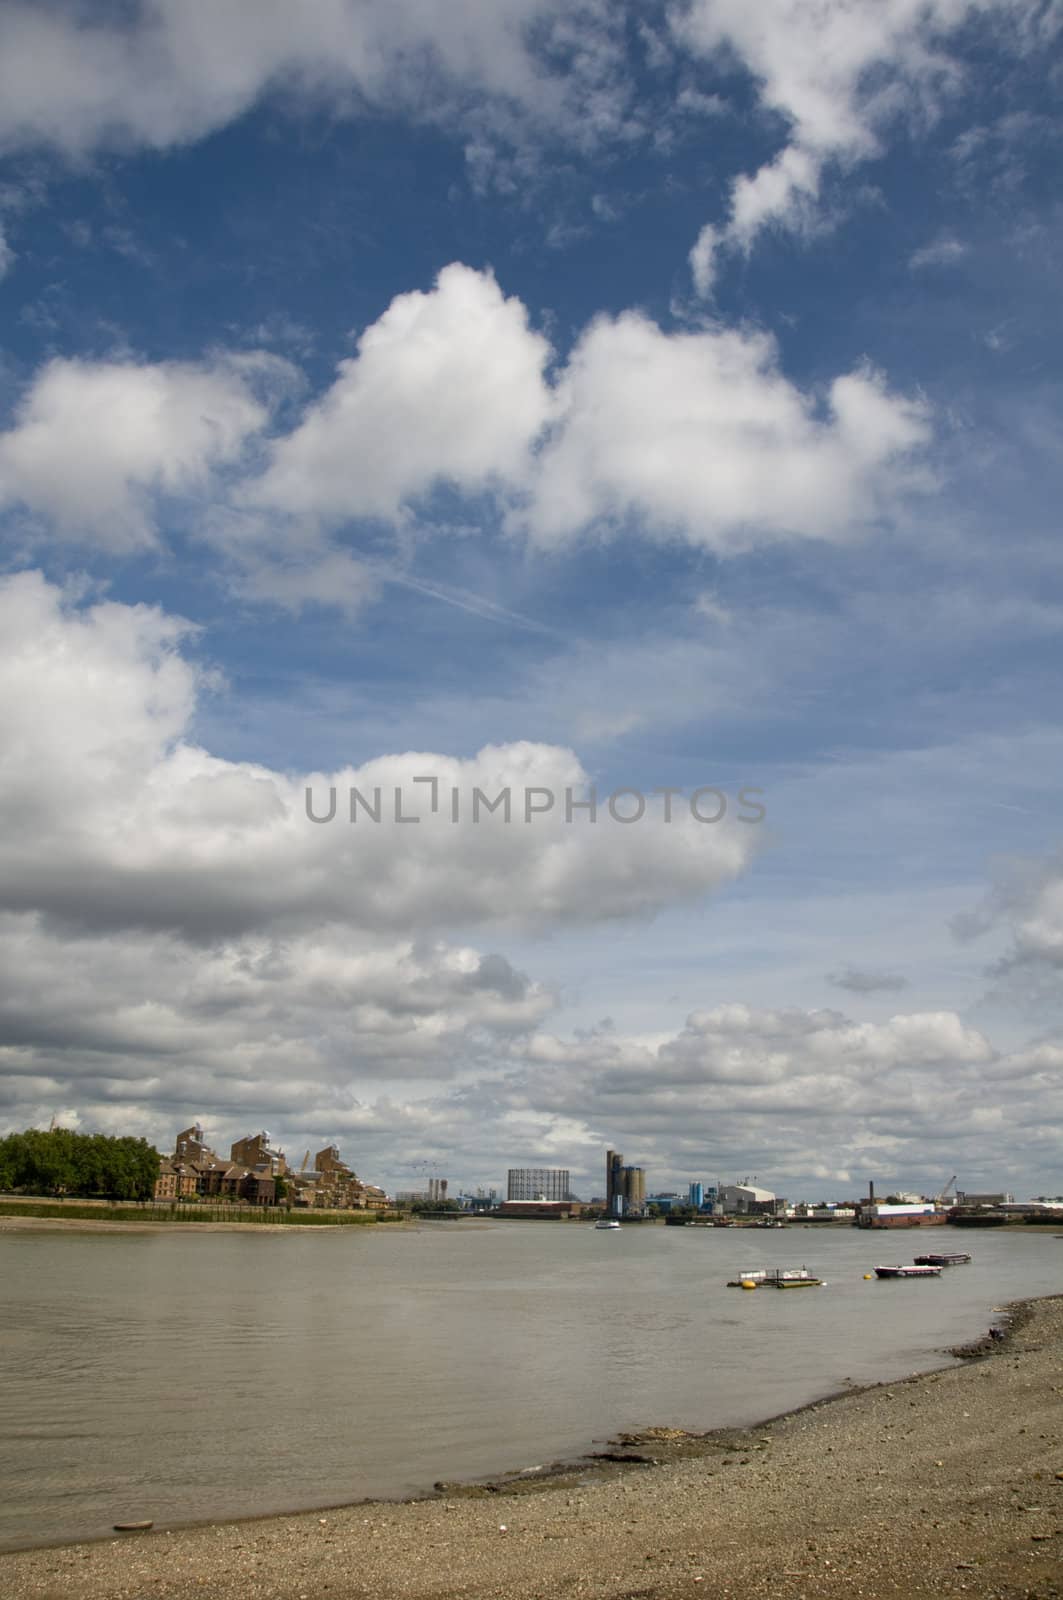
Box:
[595,1218,621,1230]
[874,1263,942,1278]
[913,1252,971,1266]
[727,1268,771,1286]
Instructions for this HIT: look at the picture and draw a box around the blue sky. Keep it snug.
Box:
[0,0,1061,1200]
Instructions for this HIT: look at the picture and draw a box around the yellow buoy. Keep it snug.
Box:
[740,1279,758,1290]
[863,1273,873,1279]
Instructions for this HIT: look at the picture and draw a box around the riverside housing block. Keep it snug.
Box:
[154,1124,388,1210]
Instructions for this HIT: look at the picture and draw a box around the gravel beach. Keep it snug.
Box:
[3,1295,1062,1600]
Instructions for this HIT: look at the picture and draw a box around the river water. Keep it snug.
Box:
[1,1221,1060,1549]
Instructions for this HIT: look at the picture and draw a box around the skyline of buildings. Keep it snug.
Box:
[34,1115,1047,1212]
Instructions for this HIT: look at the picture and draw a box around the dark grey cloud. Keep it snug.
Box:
[826,965,909,994]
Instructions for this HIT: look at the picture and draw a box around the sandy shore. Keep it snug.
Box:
[0,1215,387,1234]
[3,1296,1062,1600]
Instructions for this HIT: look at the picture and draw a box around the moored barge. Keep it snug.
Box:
[727,1266,823,1288]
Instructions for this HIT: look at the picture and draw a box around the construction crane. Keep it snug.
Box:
[300,1150,310,1174]
[935,1174,957,1205]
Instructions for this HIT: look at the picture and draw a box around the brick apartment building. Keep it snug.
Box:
[155,1126,386,1211]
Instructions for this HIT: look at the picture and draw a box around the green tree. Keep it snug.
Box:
[0,1128,160,1200]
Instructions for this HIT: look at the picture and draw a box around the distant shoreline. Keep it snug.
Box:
[2,1204,1060,1237]
[0,1214,389,1233]
[0,1203,398,1232]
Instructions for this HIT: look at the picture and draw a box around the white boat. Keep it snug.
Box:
[595,1218,621,1230]
[874,1263,942,1278]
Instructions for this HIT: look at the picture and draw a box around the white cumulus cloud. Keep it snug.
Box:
[254,264,553,524]
[0,353,286,549]
[521,310,930,548]
[0,571,758,942]
[0,0,614,159]
[1,267,929,572]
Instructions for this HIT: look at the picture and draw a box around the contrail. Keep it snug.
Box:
[374,566,563,637]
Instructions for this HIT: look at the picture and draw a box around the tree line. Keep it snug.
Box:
[0,1128,160,1201]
